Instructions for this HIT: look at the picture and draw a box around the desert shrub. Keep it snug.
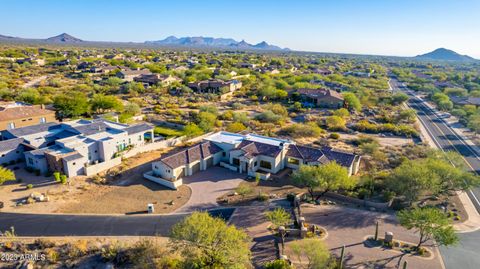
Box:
[265,208,292,228]
[329,133,340,139]
[60,175,67,184]
[264,259,293,269]
[236,184,253,197]
[280,122,324,138]
[66,240,88,258]
[26,184,33,189]
[45,248,59,263]
[53,172,61,182]
[257,193,269,201]
[34,238,55,249]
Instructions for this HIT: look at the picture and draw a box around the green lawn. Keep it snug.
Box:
[154,126,184,138]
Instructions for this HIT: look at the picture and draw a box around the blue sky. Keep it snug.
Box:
[1,0,480,57]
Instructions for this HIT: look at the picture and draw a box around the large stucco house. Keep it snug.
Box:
[0,119,153,177]
[146,132,361,189]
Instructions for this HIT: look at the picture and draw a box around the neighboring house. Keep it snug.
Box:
[0,138,27,165]
[310,80,348,92]
[238,63,257,69]
[311,68,333,76]
[188,79,242,94]
[117,69,152,82]
[450,96,480,107]
[134,74,181,86]
[296,88,344,108]
[52,59,71,66]
[148,131,360,189]
[0,102,56,133]
[2,119,154,177]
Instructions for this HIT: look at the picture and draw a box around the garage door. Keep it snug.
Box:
[191,162,201,174]
[206,157,214,168]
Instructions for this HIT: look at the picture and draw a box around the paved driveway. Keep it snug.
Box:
[302,204,444,269]
[175,166,245,212]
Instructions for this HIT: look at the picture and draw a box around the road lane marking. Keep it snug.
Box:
[404,92,480,209]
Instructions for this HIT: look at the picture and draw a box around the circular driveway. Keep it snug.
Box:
[175,166,246,212]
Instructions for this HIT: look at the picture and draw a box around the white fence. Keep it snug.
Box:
[85,157,122,176]
[144,171,183,190]
[122,136,185,158]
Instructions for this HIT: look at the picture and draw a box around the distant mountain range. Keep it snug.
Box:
[145,36,288,51]
[415,48,477,62]
[0,33,289,51]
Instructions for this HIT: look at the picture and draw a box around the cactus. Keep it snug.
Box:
[339,245,345,269]
[374,221,379,241]
[403,260,407,269]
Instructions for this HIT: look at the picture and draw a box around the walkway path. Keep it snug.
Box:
[22,75,48,88]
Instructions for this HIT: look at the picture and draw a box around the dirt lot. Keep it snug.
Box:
[0,149,191,215]
[218,170,304,205]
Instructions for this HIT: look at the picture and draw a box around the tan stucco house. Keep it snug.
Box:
[146,132,361,189]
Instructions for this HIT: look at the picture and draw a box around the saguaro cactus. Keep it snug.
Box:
[339,245,345,269]
[374,221,379,241]
[403,261,407,269]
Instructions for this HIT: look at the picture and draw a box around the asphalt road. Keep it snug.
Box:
[0,208,235,237]
[390,78,480,269]
[390,78,480,212]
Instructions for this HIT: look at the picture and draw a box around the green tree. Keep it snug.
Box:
[53,92,90,119]
[170,212,251,269]
[343,92,361,111]
[387,159,439,204]
[0,167,15,185]
[90,94,124,113]
[467,114,480,134]
[226,122,247,133]
[265,208,292,229]
[290,239,331,269]
[183,123,204,137]
[397,207,458,248]
[123,102,141,116]
[197,111,217,132]
[292,162,355,201]
[391,92,409,105]
[398,109,417,123]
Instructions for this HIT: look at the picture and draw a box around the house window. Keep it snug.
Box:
[260,160,272,170]
[28,158,33,165]
[232,158,240,166]
[254,161,258,167]
[7,122,15,130]
[138,135,142,141]
[1,154,5,157]
[167,169,171,173]
[129,138,131,144]
[287,158,300,165]
[222,152,226,157]
[40,117,46,123]
[73,162,76,165]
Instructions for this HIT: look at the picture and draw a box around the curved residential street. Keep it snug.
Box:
[0,208,234,237]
